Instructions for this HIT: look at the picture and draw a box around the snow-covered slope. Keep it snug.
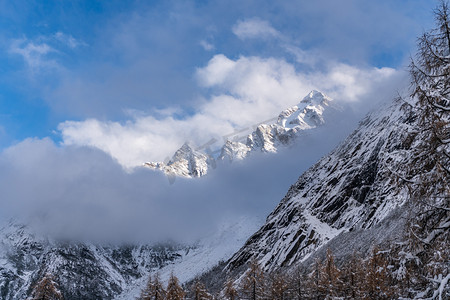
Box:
[114,217,261,299]
[0,222,183,300]
[0,216,262,299]
[224,98,418,273]
[146,90,339,177]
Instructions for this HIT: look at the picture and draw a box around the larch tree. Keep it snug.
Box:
[29,273,64,300]
[267,271,288,300]
[139,273,166,300]
[408,0,450,234]
[240,259,266,300]
[340,252,365,299]
[307,258,322,300]
[362,246,393,300]
[317,249,342,298]
[191,280,211,300]
[223,277,238,300]
[166,273,185,300]
[287,265,307,300]
[407,1,450,297]
[139,275,153,300]
[153,273,166,300]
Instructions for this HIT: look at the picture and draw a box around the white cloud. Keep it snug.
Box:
[59,115,233,169]
[10,39,56,69]
[10,32,84,71]
[59,53,401,168]
[54,32,85,49]
[232,18,280,40]
[200,40,215,51]
[309,63,399,102]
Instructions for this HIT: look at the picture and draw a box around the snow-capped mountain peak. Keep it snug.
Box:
[144,142,213,178]
[277,90,333,129]
[300,90,332,105]
[146,90,340,177]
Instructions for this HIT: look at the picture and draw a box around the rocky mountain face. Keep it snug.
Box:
[0,216,259,300]
[0,222,184,300]
[223,97,419,275]
[232,90,335,156]
[144,143,214,178]
[145,90,339,178]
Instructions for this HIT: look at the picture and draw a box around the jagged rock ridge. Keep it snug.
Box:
[144,143,214,178]
[145,90,339,178]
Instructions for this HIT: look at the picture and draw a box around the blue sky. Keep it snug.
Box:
[0,0,436,161]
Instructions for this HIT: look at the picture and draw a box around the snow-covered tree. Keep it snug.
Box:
[29,273,63,300]
[139,273,166,300]
[191,280,211,300]
[306,258,322,300]
[240,259,266,300]
[166,273,185,300]
[287,265,307,300]
[266,271,288,300]
[362,247,393,299]
[223,278,238,300]
[409,0,450,224]
[317,249,342,298]
[407,1,450,298]
[340,252,365,299]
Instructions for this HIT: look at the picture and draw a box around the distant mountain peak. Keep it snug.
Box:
[300,90,332,105]
[277,90,335,130]
[144,143,213,178]
[145,90,339,178]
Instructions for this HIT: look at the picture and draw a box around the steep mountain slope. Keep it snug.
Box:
[224,98,418,274]
[0,222,184,300]
[145,90,339,177]
[115,217,261,299]
[0,217,260,300]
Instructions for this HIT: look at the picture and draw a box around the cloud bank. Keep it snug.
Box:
[0,113,354,244]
